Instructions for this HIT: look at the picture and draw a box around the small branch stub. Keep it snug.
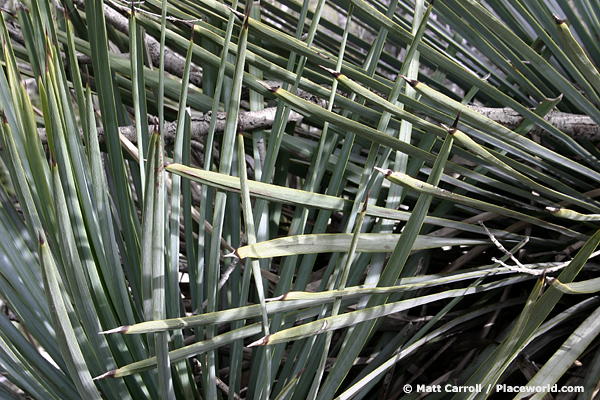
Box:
[224,250,240,259]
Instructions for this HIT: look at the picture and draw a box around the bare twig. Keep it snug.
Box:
[215,377,242,400]
[479,221,567,275]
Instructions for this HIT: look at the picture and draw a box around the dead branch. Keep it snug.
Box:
[468,106,600,140]
[7,2,600,143]
[36,107,304,145]
[72,0,203,87]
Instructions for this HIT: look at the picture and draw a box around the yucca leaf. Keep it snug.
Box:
[84,0,141,280]
[403,76,600,181]
[0,114,44,243]
[4,0,600,398]
[0,319,74,400]
[377,168,587,240]
[514,304,600,399]
[258,82,436,164]
[236,42,273,398]
[247,277,528,347]
[547,276,600,294]
[95,324,264,380]
[458,229,600,397]
[546,206,600,222]
[235,233,489,259]
[336,296,529,400]
[469,277,546,400]
[39,231,102,400]
[141,131,158,322]
[446,123,600,213]
[319,125,453,399]
[129,7,149,197]
[101,261,552,336]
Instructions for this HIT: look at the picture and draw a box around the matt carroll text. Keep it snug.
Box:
[417,384,484,393]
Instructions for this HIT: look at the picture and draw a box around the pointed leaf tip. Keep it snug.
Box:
[61,1,70,19]
[93,370,116,380]
[362,193,369,213]
[400,75,419,87]
[548,93,564,102]
[99,325,131,335]
[5,5,17,15]
[227,5,244,20]
[247,335,270,347]
[85,67,91,88]
[447,111,461,134]
[319,65,339,76]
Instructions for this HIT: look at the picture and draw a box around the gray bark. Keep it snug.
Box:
[36,107,304,145]
[74,0,203,87]
[467,106,600,140]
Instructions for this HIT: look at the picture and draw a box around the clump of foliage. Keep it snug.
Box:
[1,0,600,399]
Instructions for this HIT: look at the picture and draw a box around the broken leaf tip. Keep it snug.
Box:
[256,80,277,92]
[247,335,270,347]
[266,294,285,302]
[319,65,340,77]
[552,14,564,24]
[374,166,392,178]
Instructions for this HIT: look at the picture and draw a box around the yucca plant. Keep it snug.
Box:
[1,0,600,398]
